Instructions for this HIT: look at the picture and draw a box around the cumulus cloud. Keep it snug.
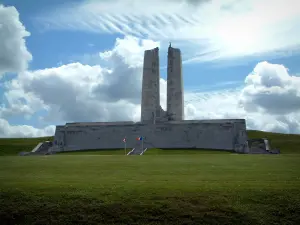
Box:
[1,36,160,130]
[2,35,300,136]
[185,88,300,134]
[0,4,32,77]
[240,61,300,115]
[0,119,55,138]
[185,61,300,134]
[94,37,159,104]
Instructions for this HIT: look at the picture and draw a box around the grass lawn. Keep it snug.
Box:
[1,154,300,224]
[56,149,127,155]
[0,130,300,224]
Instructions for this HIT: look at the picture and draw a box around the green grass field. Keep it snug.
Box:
[0,131,300,224]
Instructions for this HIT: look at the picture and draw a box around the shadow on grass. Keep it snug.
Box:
[0,192,256,225]
[1,191,299,225]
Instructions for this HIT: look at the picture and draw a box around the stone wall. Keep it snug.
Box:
[53,119,248,152]
[54,126,65,146]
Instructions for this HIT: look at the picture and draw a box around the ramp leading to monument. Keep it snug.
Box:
[127,148,135,155]
[32,142,43,152]
[140,148,148,155]
[247,138,280,154]
[127,141,147,155]
[127,148,147,155]
[20,141,54,156]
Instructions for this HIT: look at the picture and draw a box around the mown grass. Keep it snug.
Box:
[0,154,299,224]
[145,148,232,155]
[0,130,299,224]
[57,149,127,155]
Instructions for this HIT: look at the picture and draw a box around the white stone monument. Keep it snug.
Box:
[53,44,249,153]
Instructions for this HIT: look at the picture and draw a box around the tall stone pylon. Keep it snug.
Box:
[167,43,184,121]
[141,47,160,124]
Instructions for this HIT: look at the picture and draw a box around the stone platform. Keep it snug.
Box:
[53,119,249,153]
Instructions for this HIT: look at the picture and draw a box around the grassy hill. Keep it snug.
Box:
[0,136,53,156]
[1,153,299,224]
[0,130,299,156]
[247,130,300,154]
[0,131,299,224]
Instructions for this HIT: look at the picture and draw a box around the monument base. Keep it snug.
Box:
[53,119,249,153]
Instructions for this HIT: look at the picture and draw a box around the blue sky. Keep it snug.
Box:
[0,0,300,137]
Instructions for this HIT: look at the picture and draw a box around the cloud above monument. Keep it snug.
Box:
[1,36,158,125]
[1,34,300,136]
[185,62,300,134]
[240,61,300,115]
[36,0,300,62]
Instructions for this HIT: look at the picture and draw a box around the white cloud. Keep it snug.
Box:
[2,35,300,137]
[239,61,300,115]
[36,0,300,62]
[184,61,300,134]
[0,36,160,137]
[0,4,32,77]
[185,88,300,134]
[0,119,55,138]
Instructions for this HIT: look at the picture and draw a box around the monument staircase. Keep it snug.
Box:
[247,138,280,154]
[127,141,148,155]
[19,141,55,156]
